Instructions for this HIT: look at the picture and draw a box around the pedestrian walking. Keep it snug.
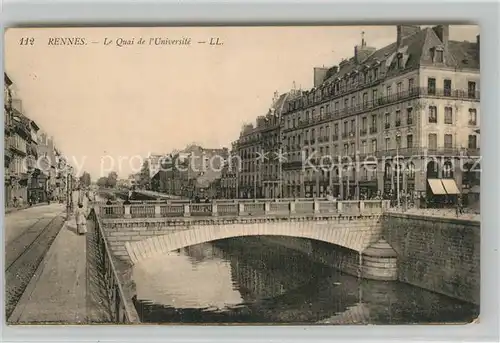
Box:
[456,194,464,217]
[75,203,87,235]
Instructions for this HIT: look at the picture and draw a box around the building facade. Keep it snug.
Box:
[260,92,289,199]
[6,97,31,204]
[157,145,228,198]
[4,73,70,206]
[235,123,262,198]
[4,73,15,205]
[233,92,293,199]
[280,25,480,201]
[220,142,238,198]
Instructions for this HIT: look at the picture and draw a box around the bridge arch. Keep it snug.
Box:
[124,219,381,265]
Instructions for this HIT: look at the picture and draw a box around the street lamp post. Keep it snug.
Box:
[278,144,283,199]
[254,156,258,199]
[235,168,239,199]
[66,170,73,218]
[396,131,401,208]
[347,131,356,200]
[338,156,343,200]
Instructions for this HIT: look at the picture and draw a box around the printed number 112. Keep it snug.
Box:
[19,37,35,46]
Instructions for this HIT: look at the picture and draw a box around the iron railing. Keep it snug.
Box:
[283,87,480,132]
[89,209,140,323]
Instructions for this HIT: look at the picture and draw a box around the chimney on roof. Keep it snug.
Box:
[313,67,328,87]
[354,31,376,63]
[397,25,421,49]
[433,25,449,54]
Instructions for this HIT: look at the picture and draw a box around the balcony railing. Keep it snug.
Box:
[384,123,391,129]
[282,160,304,170]
[395,119,401,127]
[332,134,339,141]
[369,127,377,134]
[97,199,390,219]
[360,128,367,136]
[283,87,480,132]
[374,147,480,158]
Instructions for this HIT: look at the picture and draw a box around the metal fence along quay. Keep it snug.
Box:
[88,210,140,323]
[96,199,390,219]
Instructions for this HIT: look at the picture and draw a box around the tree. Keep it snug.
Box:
[106,171,118,188]
[79,172,92,188]
[139,160,151,190]
[96,177,108,188]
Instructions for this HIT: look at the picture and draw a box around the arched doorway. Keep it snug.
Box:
[426,160,438,179]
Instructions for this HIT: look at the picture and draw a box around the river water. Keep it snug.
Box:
[132,237,478,324]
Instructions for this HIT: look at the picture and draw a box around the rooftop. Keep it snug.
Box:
[284,25,479,107]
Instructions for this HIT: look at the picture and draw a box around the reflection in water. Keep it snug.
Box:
[132,237,478,324]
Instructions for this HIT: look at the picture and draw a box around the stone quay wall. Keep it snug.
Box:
[382,213,480,305]
[260,236,363,277]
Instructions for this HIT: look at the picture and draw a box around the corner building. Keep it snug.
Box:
[281,25,480,200]
[235,92,291,198]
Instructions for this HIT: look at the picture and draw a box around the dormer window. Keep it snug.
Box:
[396,53,403,69]
[430,47,444,63]
[436,49,444,63]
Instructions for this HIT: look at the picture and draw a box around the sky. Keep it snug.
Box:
[5,25,479,179]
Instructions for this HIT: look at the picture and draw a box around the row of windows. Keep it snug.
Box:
[282,107,478,150]
[239,175,259,185]
[238,133,479,163]
[427,78,477,96]
[282,164,417,183]
[284,77,478,127]
[10,134,27,153]
[9,156,27,174]
[294,132,478,158]
[288,66,383,111]
[285,80,410,129]
[428,107,477,125]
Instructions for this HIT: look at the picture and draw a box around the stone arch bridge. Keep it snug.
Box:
[93,199,397,280]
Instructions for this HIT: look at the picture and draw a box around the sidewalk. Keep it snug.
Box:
[8,217,87,324]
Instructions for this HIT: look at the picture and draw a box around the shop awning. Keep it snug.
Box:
[441,179,461,195]
[428,179,447,195]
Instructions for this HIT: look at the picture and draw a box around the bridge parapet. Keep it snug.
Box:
[96,200,390,220]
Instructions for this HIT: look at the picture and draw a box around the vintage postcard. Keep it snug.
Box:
[4,25,480,325]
